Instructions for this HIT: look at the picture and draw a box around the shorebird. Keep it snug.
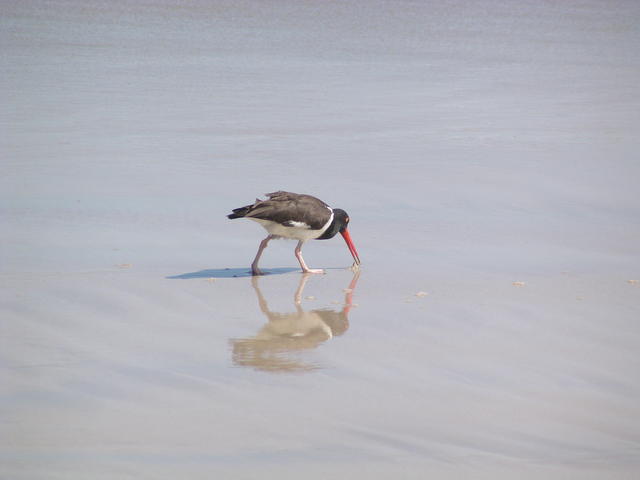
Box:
[227,191,360,275]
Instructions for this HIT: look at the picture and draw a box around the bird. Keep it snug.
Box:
[227,191,360,275]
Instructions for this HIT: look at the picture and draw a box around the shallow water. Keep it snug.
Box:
[2,1,640,478]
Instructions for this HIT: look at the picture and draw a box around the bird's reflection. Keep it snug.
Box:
[230,271,360,372]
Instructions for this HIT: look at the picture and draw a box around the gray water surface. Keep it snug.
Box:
[2,1,640,478]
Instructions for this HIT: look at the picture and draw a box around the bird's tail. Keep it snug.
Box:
[227,205,252,219]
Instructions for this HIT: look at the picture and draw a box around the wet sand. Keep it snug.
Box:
[3,269,639,478]
[2,1,640,478]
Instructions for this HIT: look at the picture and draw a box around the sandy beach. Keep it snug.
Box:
[2,1,640,478]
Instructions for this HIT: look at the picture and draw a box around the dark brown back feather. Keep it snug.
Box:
[228,191,332,230]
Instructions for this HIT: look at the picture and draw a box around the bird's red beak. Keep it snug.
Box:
[340,228,361,265]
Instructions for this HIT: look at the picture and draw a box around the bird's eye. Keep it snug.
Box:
[345,217,350,222]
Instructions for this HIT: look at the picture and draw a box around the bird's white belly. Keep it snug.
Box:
[251,211,333,241]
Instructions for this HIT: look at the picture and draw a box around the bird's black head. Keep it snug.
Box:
[333,208,350,233]
[317,208,350,240]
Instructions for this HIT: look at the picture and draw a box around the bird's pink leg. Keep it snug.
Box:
[251,235,274,275]
[294,240,324,274]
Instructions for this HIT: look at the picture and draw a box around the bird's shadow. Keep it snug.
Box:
[166,267,299,279]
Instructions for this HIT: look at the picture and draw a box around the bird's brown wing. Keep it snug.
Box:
[244,191,332,230]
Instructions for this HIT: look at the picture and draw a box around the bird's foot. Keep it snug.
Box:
[251,268,265,276]
[302,268,325,274]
